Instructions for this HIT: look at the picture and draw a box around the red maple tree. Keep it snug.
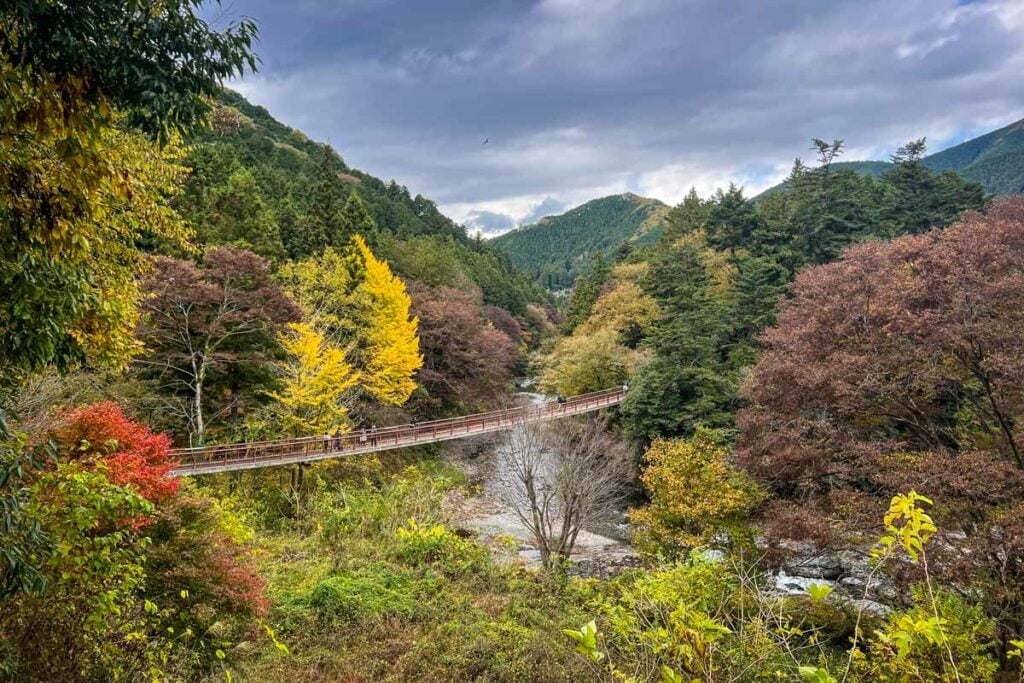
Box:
[54,402,180,503]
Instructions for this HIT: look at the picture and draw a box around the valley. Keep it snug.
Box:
[4,3,1024,682]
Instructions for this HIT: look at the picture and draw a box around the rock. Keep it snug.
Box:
[783,552,843,580]
[773,570,835,595]
[851,599,891,617]
[568,552,643,580]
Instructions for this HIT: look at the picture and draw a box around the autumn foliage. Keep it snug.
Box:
[737,198,1024,649]
[739,198,1024,513]
[630,430,763,556]
[412,285,517,411]
[54,402,179,503]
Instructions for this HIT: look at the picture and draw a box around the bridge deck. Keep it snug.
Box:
[169,387,626,477]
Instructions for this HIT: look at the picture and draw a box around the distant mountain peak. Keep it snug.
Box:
[490,193,670,289]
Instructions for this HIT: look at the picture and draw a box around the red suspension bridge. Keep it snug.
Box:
[169,387,627,477]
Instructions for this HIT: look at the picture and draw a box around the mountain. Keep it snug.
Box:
[179,90,544,315]
[761,116,1024,197]
[489,193,670,289]
[923,117,1024,193]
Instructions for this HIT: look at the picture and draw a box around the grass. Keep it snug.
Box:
[219,456,588,682]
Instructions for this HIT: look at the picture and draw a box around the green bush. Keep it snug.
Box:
[858,586,998,682]
[394,519,490,577]
[583,554,825,681]
[309,563,430,624]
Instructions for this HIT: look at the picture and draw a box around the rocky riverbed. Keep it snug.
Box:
[441,394,893,603]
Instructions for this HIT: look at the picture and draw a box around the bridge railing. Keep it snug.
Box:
[169,387,626,473]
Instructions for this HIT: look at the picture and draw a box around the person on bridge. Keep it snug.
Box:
[333,429,343,451]
[359,428,367,446]
[370,425,377,446]
[323,432,331,453]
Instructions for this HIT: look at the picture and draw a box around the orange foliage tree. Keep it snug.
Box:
[53,402,179,504]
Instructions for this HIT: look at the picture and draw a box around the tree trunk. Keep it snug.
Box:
[194,377,205,446]
[191,354,206,446]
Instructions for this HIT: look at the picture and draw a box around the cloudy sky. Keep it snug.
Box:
[219,0,1024,237]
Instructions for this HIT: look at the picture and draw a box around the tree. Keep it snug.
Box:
[562,255,612,333]
[0,115,192,396]
[663,187,708,242]
[784,151,881,266]
[737,198,1024,656]
[345,235,422,405]
[277,246,356,335]
[884,138,986,236]
[499,416,632,568]
[1,0,256,140]
[197,167,286,261]
[142,488,269,671]
[539,328,634,397]
[0,465,154,682]
[386,235,475,292]
[0,424,50,597]
[481,305,524,346]
[621,234,737,441]
[305,145,348,251]
[337,191,378,248]
[52,402,179,505]
[630,430,763,557]
[726,254,788,365]
[278,236,422,407]
[540,263,658,396]
[411,285,516,412]
[705,184,761,254]
[137,247,300,445]
[265,322,360,437]
[0,0,256,397]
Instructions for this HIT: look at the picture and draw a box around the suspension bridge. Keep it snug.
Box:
[169,387,627,477]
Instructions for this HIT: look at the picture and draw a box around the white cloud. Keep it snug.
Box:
[226,0,1024,229]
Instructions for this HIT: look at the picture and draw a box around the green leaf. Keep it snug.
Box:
[807,583,833,603]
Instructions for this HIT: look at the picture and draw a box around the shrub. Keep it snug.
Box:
[309,564,427,623]
[858,586,998,682]
[52,401,179,505]
[395,519,489,577]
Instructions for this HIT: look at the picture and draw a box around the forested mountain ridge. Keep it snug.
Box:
[179,89,545,315]
[489,193,669,289]
[497,120,1024,292]
[760,115,1024,197]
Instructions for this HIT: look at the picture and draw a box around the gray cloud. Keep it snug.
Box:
[226,0,1024,234]
[464,209,516,238]
[522,197,568,224]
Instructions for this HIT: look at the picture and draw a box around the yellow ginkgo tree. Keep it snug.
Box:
[267,322,360,437]
[347,235,422,405]
[277,234,422,408]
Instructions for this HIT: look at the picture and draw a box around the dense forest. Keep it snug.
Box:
[4,2,1024,682]
[490,193,669,290]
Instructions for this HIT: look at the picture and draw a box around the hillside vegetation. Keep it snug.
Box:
[183,90,545,316]
[761,116,1024,197]
[6,3,1024,682]
[490,193,669,289]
